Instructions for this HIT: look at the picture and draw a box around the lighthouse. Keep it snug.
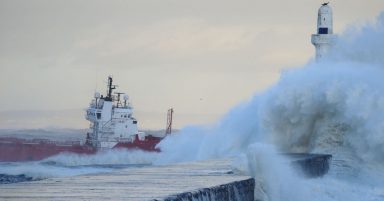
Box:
[311,3,336,61]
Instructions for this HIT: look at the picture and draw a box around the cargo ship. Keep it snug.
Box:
[0,76,172,162]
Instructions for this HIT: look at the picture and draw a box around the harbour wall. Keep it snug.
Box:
[0,154,330,201]
[157,179,255,201]
[154,154,331,201]
[0,159,253,201]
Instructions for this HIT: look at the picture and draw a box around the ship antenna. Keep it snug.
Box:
[114,92,125,108]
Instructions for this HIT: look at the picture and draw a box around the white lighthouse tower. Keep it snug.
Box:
[311,3,336,61]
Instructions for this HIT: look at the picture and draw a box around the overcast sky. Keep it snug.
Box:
[0,0,383,129]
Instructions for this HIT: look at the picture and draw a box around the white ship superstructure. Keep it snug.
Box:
[0,76,165,162]
[85,76,144,149]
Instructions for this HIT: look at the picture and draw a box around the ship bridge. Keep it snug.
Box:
[85,76,140,149]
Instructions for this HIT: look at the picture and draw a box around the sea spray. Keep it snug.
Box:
[0,149,158,180]
[155,95,266,164]
[43,149,158,166]
[262,62,384,157]
[245,13,384,200]
[154,11,384,201]
[157,10,384,162]
[244,144,310,201]
[327,12,384,65]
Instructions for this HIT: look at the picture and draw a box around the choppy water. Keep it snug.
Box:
[0,148,156,184]
[0,129,162,184]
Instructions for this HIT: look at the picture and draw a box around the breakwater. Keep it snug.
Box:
[0,154,331,200]
[158,179,255,201]
[0,159,253,201]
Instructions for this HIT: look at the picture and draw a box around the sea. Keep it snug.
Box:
[1,10,384,201]
[0,129,156,184]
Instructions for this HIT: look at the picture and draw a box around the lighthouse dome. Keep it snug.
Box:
[319,4,332,14]
[317,3,333,34]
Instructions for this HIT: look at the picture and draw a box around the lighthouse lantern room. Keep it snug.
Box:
[311,3,336,61]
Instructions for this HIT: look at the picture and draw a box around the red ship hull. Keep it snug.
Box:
[0,135,162,162]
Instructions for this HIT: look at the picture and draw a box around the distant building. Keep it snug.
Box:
[311,3,336,61]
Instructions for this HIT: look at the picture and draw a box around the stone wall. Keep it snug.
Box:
[156,178,255,201]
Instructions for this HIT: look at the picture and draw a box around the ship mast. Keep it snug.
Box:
[105,76,116,101]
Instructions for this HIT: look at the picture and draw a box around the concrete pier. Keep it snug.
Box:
[0,154,331,200]
[0,159,254,201]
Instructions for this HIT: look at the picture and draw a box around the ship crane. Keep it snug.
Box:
[165,108,174,135]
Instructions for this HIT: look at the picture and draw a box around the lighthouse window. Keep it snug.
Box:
[96,113,101,119]
[318,28,328,34]
[133,120,137,124]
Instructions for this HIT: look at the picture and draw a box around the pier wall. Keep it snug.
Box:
[153,154,331,201]
[0,155,330,201]
[0,159,253,201]
[158,179,255,201]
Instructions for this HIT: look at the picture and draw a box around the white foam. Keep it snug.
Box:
[0,149,158,179]
[0,162,112,179]
[154,11,384,201]
[43,149,159,166]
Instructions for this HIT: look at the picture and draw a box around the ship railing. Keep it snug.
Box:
[0,137,83,145]
[98,137,134,143]
[24,138,84,146]
[117,137,134,143]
